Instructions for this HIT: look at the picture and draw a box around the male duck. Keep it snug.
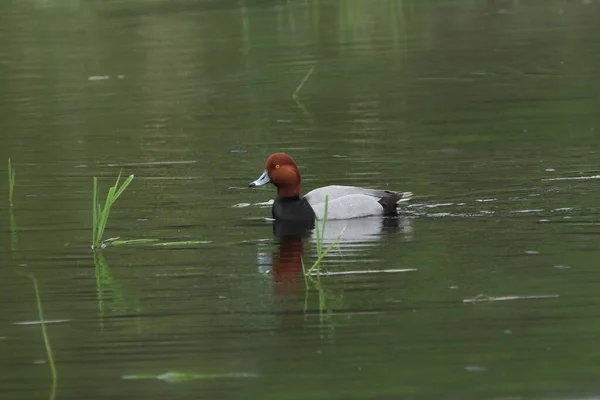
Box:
[248,153,412,221]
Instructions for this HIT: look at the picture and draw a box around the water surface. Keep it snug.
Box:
[2,1,600,399]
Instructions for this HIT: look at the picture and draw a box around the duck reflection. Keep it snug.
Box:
[267,216,413,290]
[271,220,314,294]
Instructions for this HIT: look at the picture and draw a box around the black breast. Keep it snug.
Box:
[272,196,316,221]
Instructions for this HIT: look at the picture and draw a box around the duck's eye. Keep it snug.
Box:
[275,164,280,169]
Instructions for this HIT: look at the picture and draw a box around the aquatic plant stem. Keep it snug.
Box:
[92,171,134,248]
[306,196,344,275]
[92,177,98,246]
[292,66,315,117]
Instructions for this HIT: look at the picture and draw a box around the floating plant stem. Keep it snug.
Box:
[92,171,134,248]
[153,240,212,247]
[8,158,16,207]
[111,238,160,246]
[122,371,258,383]
[292,65,315,101]
[292,66,315,117]
[101,238,212,247]
[463,294,560,303]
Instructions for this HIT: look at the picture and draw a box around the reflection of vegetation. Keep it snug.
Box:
[338,0,413,45]
[92,172,134,248]
[302,197,344,340]
[9,207,18,251]
[93,250,131,319]
[26,274,57,400]
[7,158,17,251]
[8,158,15,207]
[304,273,343,341]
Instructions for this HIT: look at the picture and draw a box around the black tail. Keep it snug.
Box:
[378,191,412,215]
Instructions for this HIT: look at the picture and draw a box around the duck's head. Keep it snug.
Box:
[249,152,302,198]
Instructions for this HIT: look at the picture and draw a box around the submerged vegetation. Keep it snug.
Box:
[8,158,15,207]
[92,172,134,248]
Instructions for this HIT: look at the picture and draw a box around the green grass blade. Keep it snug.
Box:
[110,170,123,203]
[301,256,309,290]
[314,219,322,256]
[314,198,329,257]
[115,169,123,185]
[92,177,98,246]
[91,172,135,247]
[95,186,116,247]
[307,234,342,275]
[321,195,328,251]
[112,174,134,202]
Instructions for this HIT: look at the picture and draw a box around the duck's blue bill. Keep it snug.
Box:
[249,170,270,187]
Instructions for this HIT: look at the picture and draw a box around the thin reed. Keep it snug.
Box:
[92,171,134,248]
[302,196,342,278]
[8,158,16,207]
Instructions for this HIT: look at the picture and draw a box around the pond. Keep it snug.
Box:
[1,0,600,399]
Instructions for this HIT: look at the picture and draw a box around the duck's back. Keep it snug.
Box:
[304,185,412,219]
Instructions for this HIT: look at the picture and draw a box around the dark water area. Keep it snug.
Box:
[2,0,600,399]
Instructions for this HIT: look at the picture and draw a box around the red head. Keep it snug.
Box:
[249,152,302,197]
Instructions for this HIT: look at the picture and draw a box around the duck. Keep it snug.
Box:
[248,153,412,221]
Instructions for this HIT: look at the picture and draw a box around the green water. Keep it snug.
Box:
[2,0,600,399]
